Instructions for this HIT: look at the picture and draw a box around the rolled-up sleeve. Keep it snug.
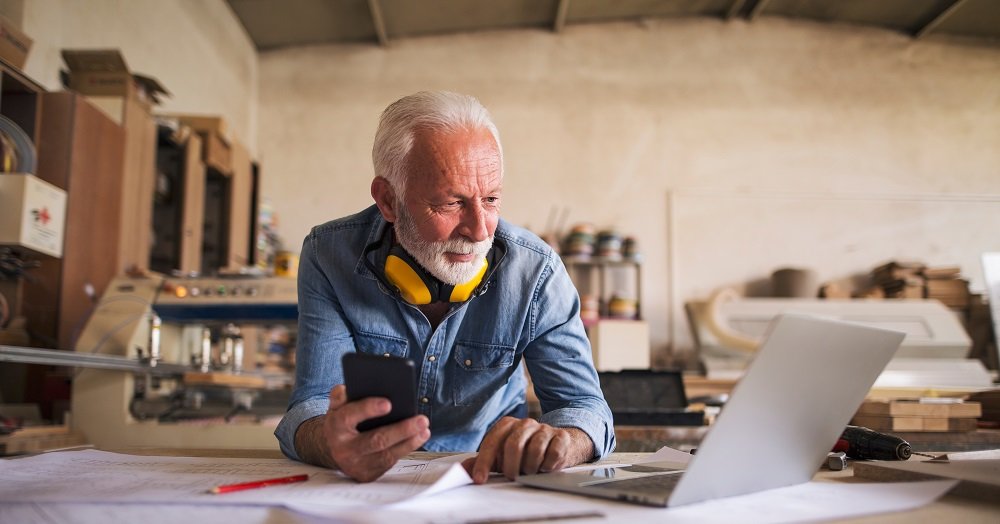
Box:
[275,398,328,460]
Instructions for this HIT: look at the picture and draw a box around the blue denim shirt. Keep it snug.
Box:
[275,205,615,460]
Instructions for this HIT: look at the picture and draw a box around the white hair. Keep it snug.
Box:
[372,91,503,196]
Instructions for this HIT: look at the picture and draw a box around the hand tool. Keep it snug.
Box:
[832,425,933,460]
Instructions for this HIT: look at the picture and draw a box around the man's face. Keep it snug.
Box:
[393,127,502,285]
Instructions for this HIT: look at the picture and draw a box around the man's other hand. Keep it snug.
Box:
[461,417,595,484]
[300,384,430,482]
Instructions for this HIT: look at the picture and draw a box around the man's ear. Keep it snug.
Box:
[371,177,398,223]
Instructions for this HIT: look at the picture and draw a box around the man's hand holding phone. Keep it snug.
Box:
[319,384,430,482]
[307,354,429,482]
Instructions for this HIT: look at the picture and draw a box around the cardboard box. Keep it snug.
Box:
[161,114,229,140]
[0,16,32,69]
[159,114,233,174]
[0,173,66,258]
[61,49,169,109]
[201,129,232,175]
[589,319,650,371]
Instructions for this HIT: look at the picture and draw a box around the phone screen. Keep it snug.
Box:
[342,353,418,432]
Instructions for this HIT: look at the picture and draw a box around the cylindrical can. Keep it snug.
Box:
[275,251,299,278]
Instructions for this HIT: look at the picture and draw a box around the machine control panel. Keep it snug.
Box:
[156,277,297,305]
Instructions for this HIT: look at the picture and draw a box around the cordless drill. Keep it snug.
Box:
[833,425,913,460]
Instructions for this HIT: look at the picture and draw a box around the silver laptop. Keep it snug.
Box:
[517,314,905,507]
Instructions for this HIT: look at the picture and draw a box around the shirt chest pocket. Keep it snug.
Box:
[452,341,517,406]
[354,332,409,358]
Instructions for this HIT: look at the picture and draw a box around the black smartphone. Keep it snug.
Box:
[342,352,418,432]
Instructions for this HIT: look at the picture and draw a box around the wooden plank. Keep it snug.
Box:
[6,424,69,437]
[179,134,205,274]
[853,414,979,432]
[857,399,982,418]
[116,96,157,273]
[853,415,923,432]
[182,371,267,388]
[227,140,252,269]
[0,424,88,455]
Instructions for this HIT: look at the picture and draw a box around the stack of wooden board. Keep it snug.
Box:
[0,424,88,455]
[966,389,1000,427]
[852,398,981,432]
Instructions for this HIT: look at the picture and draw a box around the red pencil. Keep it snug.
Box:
[208,473,309,494]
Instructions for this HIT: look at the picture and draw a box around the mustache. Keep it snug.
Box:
[438,238,492,258]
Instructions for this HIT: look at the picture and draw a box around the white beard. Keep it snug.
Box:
[394,206,493,286]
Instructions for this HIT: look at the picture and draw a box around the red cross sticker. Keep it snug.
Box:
[34,207,51,226]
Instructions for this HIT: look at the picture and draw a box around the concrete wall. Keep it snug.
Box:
[264,18,998,365]
[17,0,258,152]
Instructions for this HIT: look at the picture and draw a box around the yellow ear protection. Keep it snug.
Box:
[384,245,487,304]
[362,224,505,305]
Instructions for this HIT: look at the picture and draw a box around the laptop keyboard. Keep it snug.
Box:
[589,473,682,495]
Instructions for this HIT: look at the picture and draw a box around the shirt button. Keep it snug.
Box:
[464,359,472,366]
[383,353,390,357]
[428,355,436,362]
[421,397,429,404]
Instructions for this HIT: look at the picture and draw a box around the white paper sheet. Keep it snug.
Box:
[0,502,318,524]
[552,445,692,476]
[638,445,694,464]
[0,449,472,507]
[931,448,1000,461]
[292,478,959,524]
[0,479,960,524]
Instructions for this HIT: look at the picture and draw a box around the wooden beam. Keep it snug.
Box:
[366,0,389,46]
[726,0,747,20]
[914,0,968,39]
[748,0,771,21]
[554,0,571,32]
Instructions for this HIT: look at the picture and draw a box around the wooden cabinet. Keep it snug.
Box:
[0,83,125,420]
[31,93,125,350]
[0,69,121,353]
[150,125,257,275]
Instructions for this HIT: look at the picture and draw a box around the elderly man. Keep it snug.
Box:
[275,91,614,483]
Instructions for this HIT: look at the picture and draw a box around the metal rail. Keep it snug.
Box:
[0,345,188,377]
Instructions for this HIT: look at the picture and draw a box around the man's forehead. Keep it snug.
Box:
[408,127,500,171]
[413,125,496,147]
